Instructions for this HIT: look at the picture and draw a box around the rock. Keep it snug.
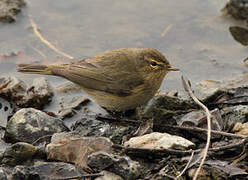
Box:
[178,108,223,131]
[1,142,37,166]
[0,76,27,103]
[0,139,10,154]
[0,168,7,180]
[46,133,113,171]
[229,26,248,46]
[195,75,248,108]
[124,132,195,150]
[58,96,90,119]
[11,162,82,180]
[0,76,53,109]
[223,0,248,20]
[24,77,53,109]
[188,160,248,179]
[87,151,141,180]
[188,167,227,180]
[95,171,123,180]
[70,115,136,144]
[141,95,197,130]
[194,80,222,102]
[5,108,68,144]
[232,122,248,136]
[0,97,13,128]
[221,105,248,129]
[0,0,26,23]
[71,116,110,137]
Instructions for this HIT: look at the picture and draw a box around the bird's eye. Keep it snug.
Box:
[150,61,157,67]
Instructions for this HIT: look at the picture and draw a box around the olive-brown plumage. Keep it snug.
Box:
[18,48,178,111]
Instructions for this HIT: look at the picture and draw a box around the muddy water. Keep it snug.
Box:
[0,0,247,112]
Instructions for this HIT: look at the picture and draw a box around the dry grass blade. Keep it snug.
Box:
[181,75,211,180]
[161,24,173,37]
[29,15,74,60]
[176,150,194,179]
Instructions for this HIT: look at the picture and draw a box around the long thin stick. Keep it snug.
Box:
[29,15,74,59]
[181,75,211,180]
[176,151,194,179]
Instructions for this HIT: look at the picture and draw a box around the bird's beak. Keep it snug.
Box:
[167,67,179,71]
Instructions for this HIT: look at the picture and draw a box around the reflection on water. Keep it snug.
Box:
[0,0,247,93]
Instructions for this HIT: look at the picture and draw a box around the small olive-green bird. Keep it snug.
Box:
[18,48,178,111]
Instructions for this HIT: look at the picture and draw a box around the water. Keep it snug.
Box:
[0,0,247,111]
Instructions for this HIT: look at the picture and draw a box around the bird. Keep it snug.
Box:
[17,48,178,112]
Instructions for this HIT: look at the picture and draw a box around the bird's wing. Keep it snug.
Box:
[52,58,144,96]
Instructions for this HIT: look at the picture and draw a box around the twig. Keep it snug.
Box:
[176,151,194,179]
[161,24,173,37]
[162,125,246,139]
[210,138,248,153]
[95,115,246,138]
[113,137,248,159]
[53,173,103,180]
[181,75,211,180]
[113,144,198,157]
[30,46,47,58]
[32,134,52,145]
[29,15,74,59]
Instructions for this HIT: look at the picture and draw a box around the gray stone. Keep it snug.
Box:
[24,77,53,109]
[58,96,90,119]
[194,80,222,101]
[124,132,195,150]
[141,95,197,130]
[221,105,248,128]
[95,171,123,180]
[12,162,82,180]
[0,76,53,109]
[5,108,68,143]
[0,168,7,180]
[0,0,26,23]
[178,108,223,131]
[223,0,248,20]
[87,151,141,180]
[0,97,13,128]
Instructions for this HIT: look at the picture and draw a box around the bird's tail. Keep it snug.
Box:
[17,64,61,75]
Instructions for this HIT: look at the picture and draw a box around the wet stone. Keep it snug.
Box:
[178,108,223,131]
[0,97,13,128]
[87,151,141,180]
[221,105,248,129]
[11,162,82,180]
[24,77,53,109]
[223,0,248,20]
[229,26,248,46]
[0,0,26,23]
[71,116,111,137]
[1,142,37,166]
[58,96,90,119]
[5,108,68,144]
[0,76,53,109]
[141,95,197,130]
